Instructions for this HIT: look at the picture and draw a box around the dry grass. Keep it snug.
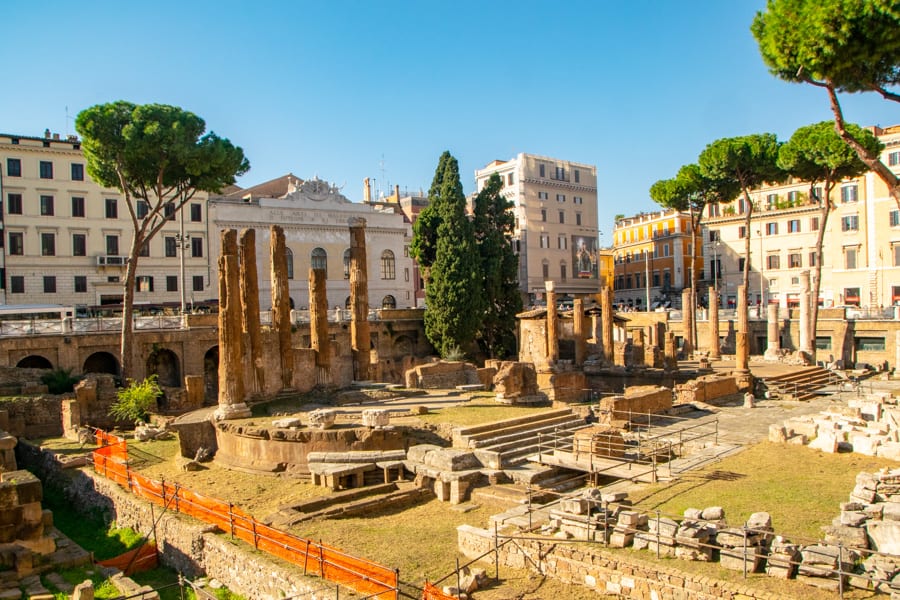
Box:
[414,402,562,428]
[629,442,897,540]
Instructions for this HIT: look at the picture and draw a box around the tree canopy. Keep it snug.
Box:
[76,101,249,379]
[473,173,522,359]
[410,151,452,273]
[418,152,484,357]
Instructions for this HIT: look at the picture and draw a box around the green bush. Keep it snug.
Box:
[41,368,81,394]
[109,376,161,423]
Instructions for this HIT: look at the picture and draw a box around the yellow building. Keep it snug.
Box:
[612,209,699,309]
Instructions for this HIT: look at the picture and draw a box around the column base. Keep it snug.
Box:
[214,403,252,421]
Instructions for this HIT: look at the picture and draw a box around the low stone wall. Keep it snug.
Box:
[404,361,479,389]
[599,385,672,421]
[16,441,343,600]
[537,369,587,404]
[0,397,63,439]
[457,525,788,599]
[675,374,739,405]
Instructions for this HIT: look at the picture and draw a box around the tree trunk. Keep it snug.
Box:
[827,84,900,210]
[120,235,143,382]
[742,190,753,302]
[690,208,702,351]
[809,183,834,365]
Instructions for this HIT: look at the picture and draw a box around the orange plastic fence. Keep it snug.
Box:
[91,430,398,599]
[422,582,457,600]
[98,542,159,575]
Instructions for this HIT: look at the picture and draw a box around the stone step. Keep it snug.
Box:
[467,416,587,449]
[454,408,575,442]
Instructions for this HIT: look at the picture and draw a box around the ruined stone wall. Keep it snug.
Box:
[0,398,63,438]
[598,385,672,420]
[674,374,739,405]
[536,370,587,404]
[458,525,782,600]
[404,361,479,389]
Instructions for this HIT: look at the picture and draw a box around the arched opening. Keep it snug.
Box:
[311,247,327,278]
[203,346,218,405]
[286,247,294,280]
[382,295,396,309]
[381,250,395,280]
[147,348,181,388]
[289,297,295,309]
[345,296,352,309]
[16,355,52,369]
[343,248,352,279]
[393,335,413,356]
[83,352,119,376]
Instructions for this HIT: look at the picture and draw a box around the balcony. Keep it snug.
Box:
[96,256,129,267]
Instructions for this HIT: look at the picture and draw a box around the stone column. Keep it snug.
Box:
[708,286,721,360]
[799,270,812,356]
[682,288,694,358]
[545,281,558,364]
[573,298,586,367]
[270,225,293,389]
[632,328,645,367]
[216,229,250,420]
[239,229,263,395]
[349,218,371,381]
[309,267,330,385]
[663,330,678,372]
[764,302,780,360]
[735,284,749,372]
[601,286,614,364]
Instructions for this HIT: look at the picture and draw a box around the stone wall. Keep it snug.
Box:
[0,397,63,439]
[16,442,346,600]
[404,361,479,389]
[536,370,587,404]
[674,374,739,405]
[457,525,786,599]
[598,385,672,421]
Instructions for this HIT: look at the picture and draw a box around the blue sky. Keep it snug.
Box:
[4,1,897,246]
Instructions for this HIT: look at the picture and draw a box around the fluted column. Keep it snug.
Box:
[215,229,250,420]
[349,218,371,380]
[270,225,293,388]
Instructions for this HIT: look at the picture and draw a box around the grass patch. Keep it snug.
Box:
[44,567,121,600]
[630,442,896,540]
[44,493,143,560]
[415,403,559,427]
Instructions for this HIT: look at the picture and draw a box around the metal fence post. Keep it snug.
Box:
[494,521,499,580]
[655,510,661,559]
[742,525,748,578]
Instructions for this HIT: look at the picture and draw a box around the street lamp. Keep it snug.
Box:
[756,229,765,311]
[174,231,191,315]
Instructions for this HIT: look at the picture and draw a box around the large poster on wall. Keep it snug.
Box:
[571,235,598,279]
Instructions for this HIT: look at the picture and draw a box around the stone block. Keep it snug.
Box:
[809,429,839,453]
[361,409,390,428]
[406,444,441,463]
[271,418,302,429]
[768,425,787,443]
[560,498,589,515]
[719,546,765,572]
[608,529,634,548]
[868,520,900,554]
[878,443,900,461]
[308,409,336,430]
[785,418,818,439]
[423,449,480,472]
[822,524,870,549]
[851,433,883,456]
[647,517,678,538]
[617,510,647,528]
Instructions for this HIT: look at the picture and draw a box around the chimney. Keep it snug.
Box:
[44,129,51,139]
[52,133,60,140]
[363,178,371,203]
[394,184,400,202]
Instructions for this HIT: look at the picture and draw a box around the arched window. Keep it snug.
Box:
[311,247,327,277]
[560,261,567,281]
[542,259,550,281]
[381,250,395,280]
[344,296,352,309]
[382,295,396,309]
[285,248,294,280]
[343,248,352,279]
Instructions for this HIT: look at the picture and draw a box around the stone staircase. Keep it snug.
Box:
[452,408,588,469]
[758,366,836,401]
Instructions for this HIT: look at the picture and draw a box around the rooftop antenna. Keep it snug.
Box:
[65,106,73,137]
[379,154,386,198]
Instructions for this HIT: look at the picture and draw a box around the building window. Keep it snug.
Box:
[810,251,818,267]
[739,257,747,272]
[765,222,778,235]
[841,184,858,203]
[894,244,900,267]
[343,248,352,279]
[574,170,580,183]
[841,215,859,231]
[540,234,550,249]
[507,173,514,186]
[106,235,119,256]
[573,196,583,204]
[161,236,175,257]
[558,236,567,250]
[10,276,24,294]
[538,191,548,200]
[285,248,294,280]
[844,287,861,306]
[43,276,56,294]
[766,193,778,209]
[663,271,671,287]
[71,197,85,217]
[311,247,327,276]
[166,276,178,292]
[136,276,154,292]
[190,203,202,222]
[41,233,55,256]
[554,166,565,180]
[558,210,565,224]
[788,253,801,268]
[576,213,582,226]
[404,267,410,282]
[8,233,23,255]
[811,216,819,231]
[39,161,53,179]
[890,151,900,166]
[74,276,87,293]
[136,201,149,219]
[539,164,545,178]
[40,195,54,216]
[556,194,565,203]
[541,209,547,222]
[663,243,670,257]
[738,226,746,239]
[71,163,84,181]
[542,260,549,280]
[652,271,660,287]
[105,198,118,219]
[891,210,900,227]
[767,254,780,269]
[381,250,395,280]
[708,204,720,218]
[788,219,801,233]
[382,295,396,309]
[6,158,21,177]
[164,202,175,220]
[7,194,22,215]
[191,237,203,258]
[787,190,800,203]
[139,242,150,257]
[560,262,567,281]
[855,337,886,351]
[845,247,857,269]
[192,275,204,292]
[72,234,86,257]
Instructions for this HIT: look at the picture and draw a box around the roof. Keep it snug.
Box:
[516,307,629,323]
[220,173,302,200]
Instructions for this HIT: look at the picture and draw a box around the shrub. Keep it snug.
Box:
[41,368,81,394]
[109,376,161,423]
[443,345,466,362]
